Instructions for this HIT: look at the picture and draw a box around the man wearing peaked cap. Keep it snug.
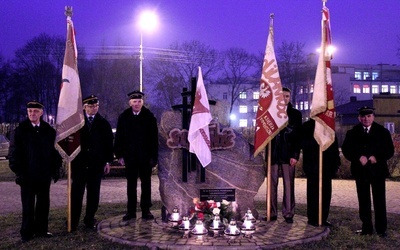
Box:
[26,100,44,109]
[114,90,158,221]
[357,106,375,116]
[127,90,144,99]
[82,95,99,105]
[342,105,394,238]
[70,95,113,231]
[8,100,62,241]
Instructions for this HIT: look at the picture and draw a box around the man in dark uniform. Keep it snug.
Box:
[301,119,340,227]
[114,90,158,221]
[8,101,62,242]
[342,106,394,238]
[266,87,302,223]
[71,95,114,230]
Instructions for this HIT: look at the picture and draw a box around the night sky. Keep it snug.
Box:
[1,0,399,65]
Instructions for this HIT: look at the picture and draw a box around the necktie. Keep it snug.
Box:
[34,125,39,132]
[88,116,94,123]
[364,127,368,134]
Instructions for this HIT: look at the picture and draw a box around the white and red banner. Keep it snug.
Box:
[310,6,335,151]
[254,18,288,157]
[55,15,84,162]
[188,67,212,167]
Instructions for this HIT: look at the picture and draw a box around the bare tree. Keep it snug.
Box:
[78,44,138,127]
[218,47,258,120]
[276,41,312,104]
[333,84,350,107]
[0,55,16,122]
[145,40,222,118]
[13,33,65,118]
[397,35,400,62]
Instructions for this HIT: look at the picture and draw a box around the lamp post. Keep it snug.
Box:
[138,11,158,92]
[139,32,143,92]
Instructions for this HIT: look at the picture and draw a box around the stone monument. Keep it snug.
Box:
[158,110,265,220]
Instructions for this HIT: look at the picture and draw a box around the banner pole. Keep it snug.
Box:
[67,161,72,232]
[318,146,323,226]
[266,142,271,221]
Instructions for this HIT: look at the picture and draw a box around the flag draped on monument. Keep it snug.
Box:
[55,12,84,162]
[254,16,288,157]
[188,67,212,167]
[310,6,335,151]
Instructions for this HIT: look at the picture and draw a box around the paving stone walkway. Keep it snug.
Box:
[97,212,328,250]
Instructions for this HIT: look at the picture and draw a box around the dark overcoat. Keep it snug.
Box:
[8,119,62,181]
[267,102,302,165]
[342,121,394,178]
[114,106,158,173]
[72,112,114,176]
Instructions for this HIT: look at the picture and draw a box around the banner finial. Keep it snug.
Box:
[269,13,274,28]
[65,6,73,17]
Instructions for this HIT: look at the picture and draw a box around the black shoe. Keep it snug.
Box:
[323,221,333,227]
[378,232,387,238]
[35,232,53,238]
[84,219,97,229]
[284,217,293,224]
[355,229,372,236]
[21,236,32,243]
[122,213,136,221]
[142,212,154,220]
[270,216,277,221]
[307,221,319,227]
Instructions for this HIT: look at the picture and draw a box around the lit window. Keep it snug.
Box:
[372,85,379,94]
[372,72,379,80]
[381,85,388,92]
[239,105,248,113]
[253,92,259,99]
[299,101,304,110]
[310,84,314,93]
[363,72,370,80]
[353,84,361,93]
[354,72,362,80]
[304,101,309,110]
[252,119,256,127]
[239,119,248,127]
[239,92,247,99]
[299,87,303,94]
[384,122,395,134]
[223,92,228,100]
[363,85,370,93]
[253,106,258,113]
[390,86,397,94]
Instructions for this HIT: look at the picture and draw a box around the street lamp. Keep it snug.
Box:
[316,45,336,57]
[138,11,158,92]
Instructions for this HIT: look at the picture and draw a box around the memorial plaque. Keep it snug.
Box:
[200,189,235,202]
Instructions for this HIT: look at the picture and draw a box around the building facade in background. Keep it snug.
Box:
[208,63,400,138]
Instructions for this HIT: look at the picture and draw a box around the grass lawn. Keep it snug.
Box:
[1,202,400,249]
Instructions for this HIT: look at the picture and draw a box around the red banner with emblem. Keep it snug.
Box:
[254,17,288,157]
